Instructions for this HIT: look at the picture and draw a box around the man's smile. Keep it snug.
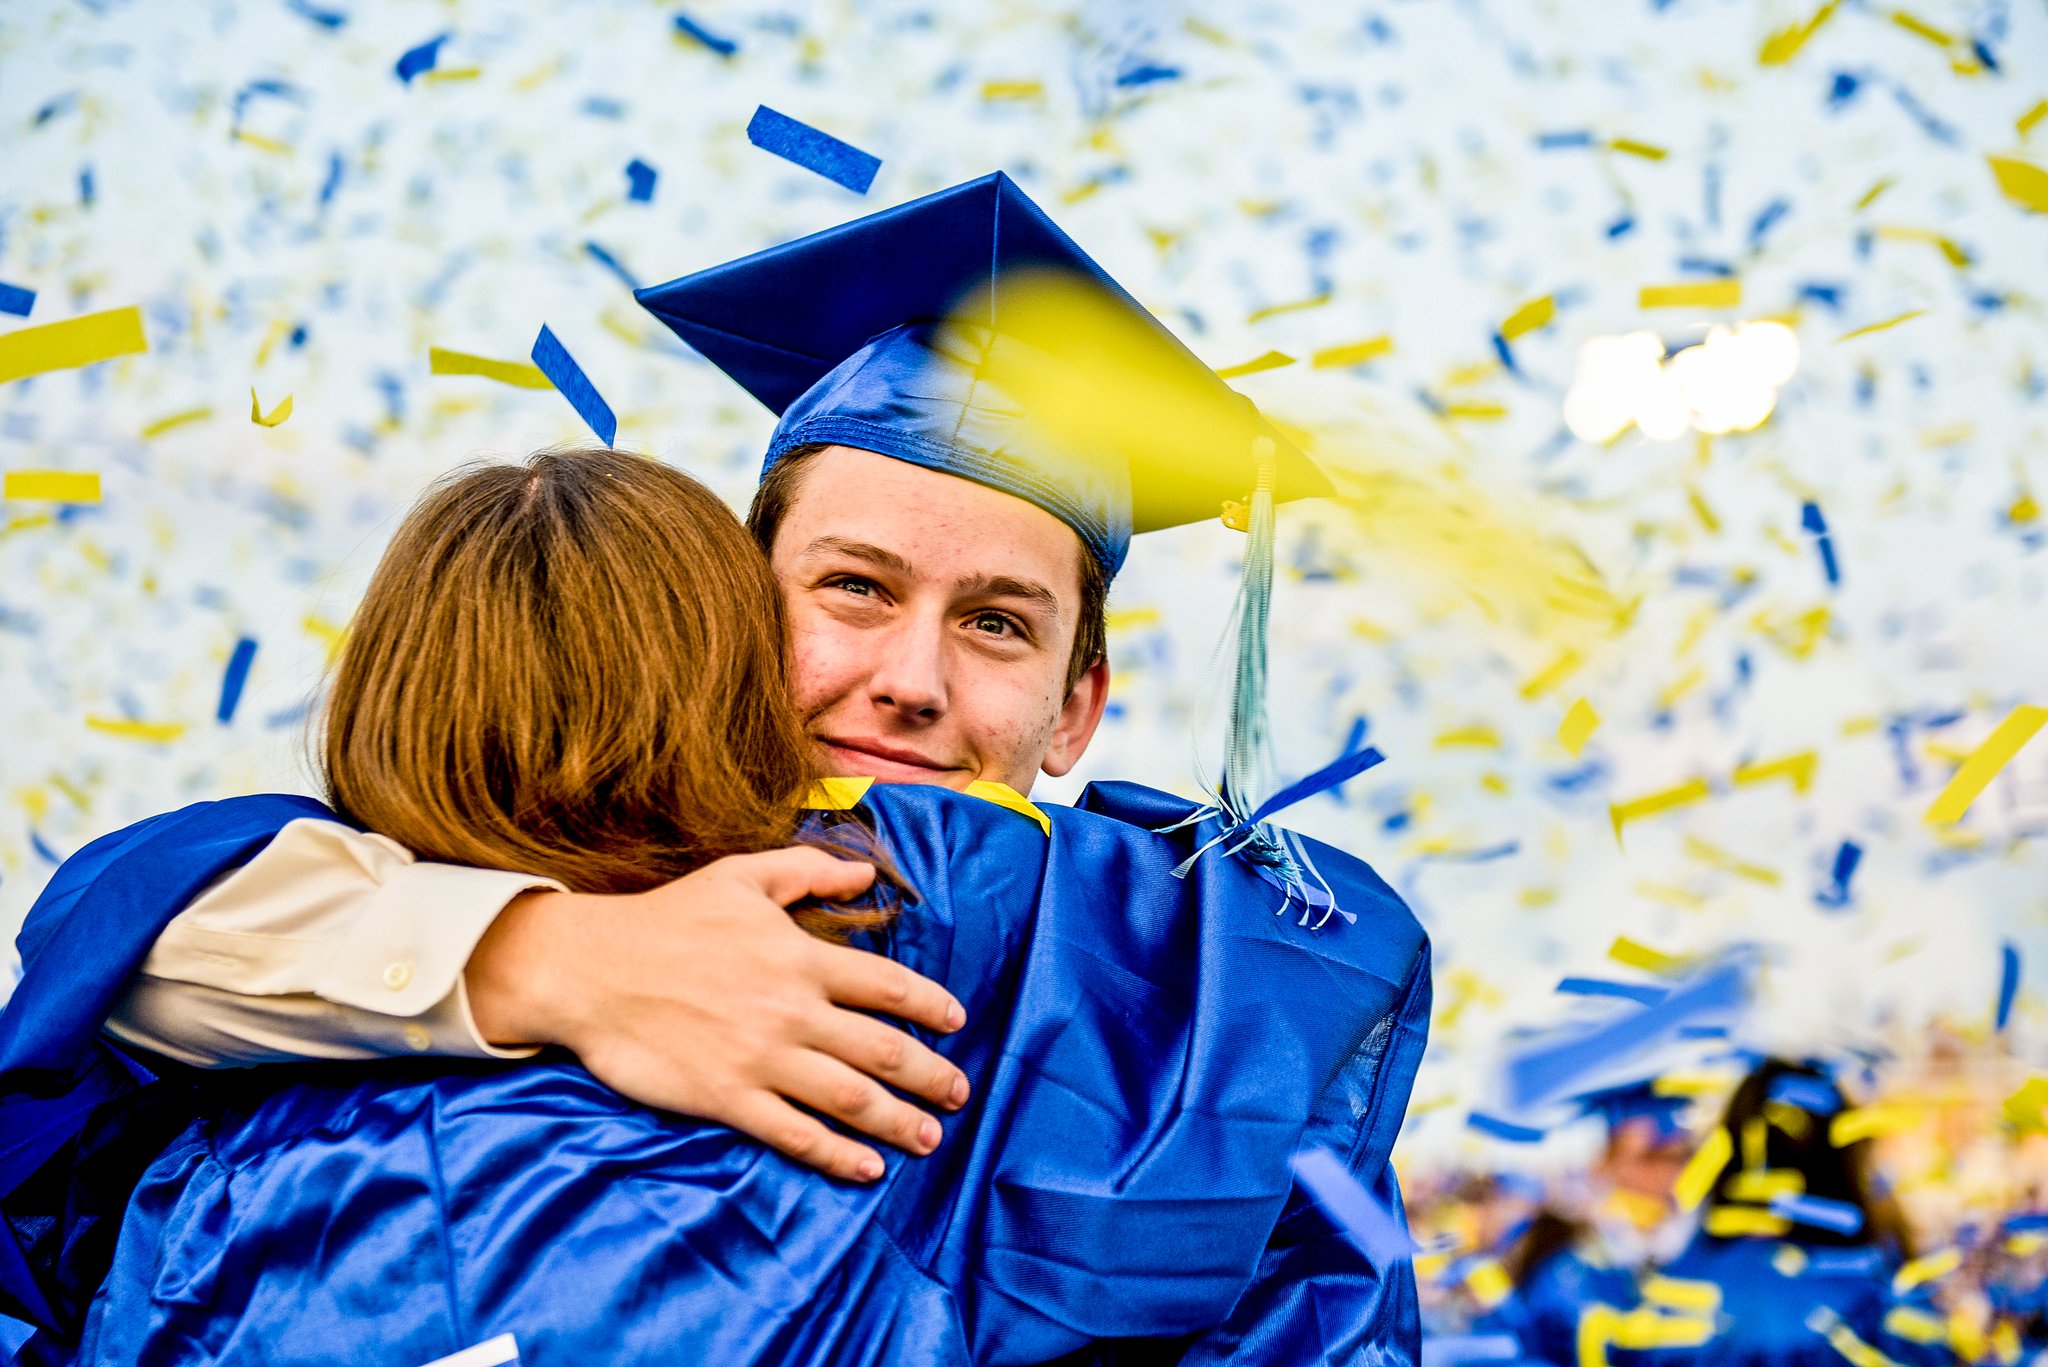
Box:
[816,735,965,782]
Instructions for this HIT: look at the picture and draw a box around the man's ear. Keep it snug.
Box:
[1041,657,1110,779]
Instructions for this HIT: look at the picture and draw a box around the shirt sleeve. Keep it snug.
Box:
[101,817,566,1068]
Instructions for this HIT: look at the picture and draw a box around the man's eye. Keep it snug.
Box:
[972,612,1017,636]
[831,576,877,597]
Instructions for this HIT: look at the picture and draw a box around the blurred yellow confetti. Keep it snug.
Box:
[4,471,102,503]
[1888,10,1956,48]
[1892,1248,1961,1294]
[1880,1308,1945,1346]
[1703,1205,1790,1238]
[1987,155,2048,214]
[1214,350,1295,379]
[2020,100,2048,138]
[1464,1259,1512,1309]
[2003,1077,2048,1134]
[1435,723,1502,749]
[1500,295,1556,341]
[1814,1312,1906,1367]
[1520,647,1585,699]
[1759,0,1839,65]
[1641,1276,1720,1315]
[1855,177,1895,209]
[1639,280,1741,309]
[1607,138,1667,161]
[1609,777,1712,840]
[423,66,482,83]
[1874,225,1971,267]
[1732,749,1818,793]
[1608,934,1684,975]
[1440,400,1507,421]
[1924,704,2048,825]
[1557,698,1600,756]
[0,305,147,384]
[1310,336,1394,368]
[1246,292,1331,323]
[1836,309,1927,342]
[980,80,1043,100]
[428,347,553,389]
[303,613,350,665]
[1683,834,1780,885]
[85,717,186,743]
[250,388,294,427]
[141,406,213,438]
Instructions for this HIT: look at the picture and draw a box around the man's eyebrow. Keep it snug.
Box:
[955,573,1062,619]
[795,536,918,579]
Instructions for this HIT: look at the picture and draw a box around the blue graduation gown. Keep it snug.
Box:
[1480,1246,1640,1367]
[6,781,1430,1365]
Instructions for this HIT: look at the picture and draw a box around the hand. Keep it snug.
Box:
[464,847,970,1182]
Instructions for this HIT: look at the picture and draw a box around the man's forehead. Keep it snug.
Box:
[776,446,1087,593]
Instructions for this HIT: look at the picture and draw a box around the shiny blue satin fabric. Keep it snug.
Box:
[55,781,1427,1365]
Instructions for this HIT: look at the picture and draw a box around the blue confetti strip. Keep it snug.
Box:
[583,240,642,292]
[0,282,34,317]
[673,11,738,56]
[1998,942,2021,1032]
[1747,198,1791,252]
[1466,1112,1547,1143]
[1816,839,1861,908]
[1505,955,1751,1109]
[1800,500,1840,587]
[531,324,618,446]
[1770,1191,1865,1237]
[1290,1147,1418,1266]
[284,0,347,28]
[745,105,881,194]
[1246,742,1387,826]
[395,33,448,84]
[30,831,64,865]
[1115,64,1182,88]
[625,157,657,203]
[1536,130,1595,149]
[1556,978,1667,1005]
[217,636,258,724]
[1766,1074,1840,1114]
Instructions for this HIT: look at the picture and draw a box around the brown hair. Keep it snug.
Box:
[322,447,887,939]
[747,444,1109,692]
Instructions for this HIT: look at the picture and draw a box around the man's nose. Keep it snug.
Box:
[867,615,948,721]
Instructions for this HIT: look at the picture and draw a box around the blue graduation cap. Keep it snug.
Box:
[633,170,1330,576]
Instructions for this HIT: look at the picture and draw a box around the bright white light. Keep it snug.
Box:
[1562,319,1800,442]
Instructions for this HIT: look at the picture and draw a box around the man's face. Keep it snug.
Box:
[768,446,1109,794]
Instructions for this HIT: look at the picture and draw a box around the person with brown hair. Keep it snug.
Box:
[49,445,1426,1364]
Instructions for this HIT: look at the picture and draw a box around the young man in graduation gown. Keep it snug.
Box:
[0,173,1433,1362]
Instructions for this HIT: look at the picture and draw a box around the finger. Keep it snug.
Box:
[807,1008,970,1110]
[726,1092,887,1184]
[778,1052,944,1159]
[726,846,877,908]
[815,945,965,1034]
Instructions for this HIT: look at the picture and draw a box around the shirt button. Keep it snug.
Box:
[402,1024,432,1052]
[383,961,413,991]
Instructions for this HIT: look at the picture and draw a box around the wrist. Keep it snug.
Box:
[465,889,586,1048]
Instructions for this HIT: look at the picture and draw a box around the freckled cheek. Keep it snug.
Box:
[786,614,865,713]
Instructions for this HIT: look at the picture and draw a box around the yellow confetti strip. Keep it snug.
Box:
[0,305,148,385]
[1987,155,2048,214]
[1557,698,1600,757]
[1683,834,1779,886]
[1892,1248,1960,1295]
[1520,647,1585,699]
[2004,1076,2048,1134]
[1464,1259,1512,1309]
[1638,280,1741,310]
[1435,723,1502,749]
[6,470,102,503]
[1607,138,1668,161]
[423,65,482,83]
[980,80,1043,100]
[250,388,294,427]
[1439,400,1507,420]
[1703,1204,1791,1238]
[1310,335,1394,368]
[1608,934,1684,975]
[427,346,553,389]
[1835,309,1927,342]
[1609,777,1712,840]
[1814,1312,1905,1367]
[1641,1275,1720,1315]
[85,717,187,744]
[1214,350,1295,379]
[1830,1103,1918,1145]
[141,406,214,438]
[1731,749,1818,794]
[1874,225,1972,267]
[1759,0,1840,65]
[1725,1168,1803,1203]
[1881,1307,1946,1346]
[1924,704,2048,825]
[2021,100,2048,139]
[1246,292,1332,323]
[1855,177,1895,209]
[1500,295,1556,342]
[1888,9,1956,47]
[1674,1126,1731,1210]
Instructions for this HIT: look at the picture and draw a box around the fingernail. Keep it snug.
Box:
[949,1076,970,1108]
[944,1001,965,1031]
[919,1118,942,1152]
[857,1156,884,1181]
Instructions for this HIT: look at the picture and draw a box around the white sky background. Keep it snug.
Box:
[1,0,2045,1167]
